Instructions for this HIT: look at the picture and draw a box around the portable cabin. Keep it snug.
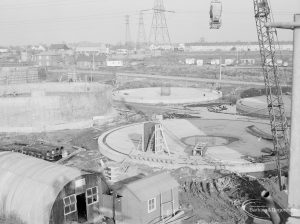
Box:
[0,151,110,224]
[106,60,124,67]
[240,58,256,65]
[225,59,235,66]
[196,59,204,66]
[211,59,220,65]
[209,0,222,29]
[185,58,196,65]
[109,172,180,224]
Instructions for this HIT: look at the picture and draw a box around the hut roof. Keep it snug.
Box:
[0,151,85,224]
[115,172,179,201]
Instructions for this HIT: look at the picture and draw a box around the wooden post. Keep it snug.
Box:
[171,188,175,216]
[160,193,164,222]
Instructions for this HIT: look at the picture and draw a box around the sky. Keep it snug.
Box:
[0,0,299,46]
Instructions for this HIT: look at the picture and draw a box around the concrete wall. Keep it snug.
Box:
[236,95,291,119]
[0,82,113,132]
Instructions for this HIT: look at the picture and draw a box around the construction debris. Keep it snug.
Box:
[173,168,289,223]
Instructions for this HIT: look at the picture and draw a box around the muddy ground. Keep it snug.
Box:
[0,121,287,224]
[0,78,289,224]
[171,168,288,224]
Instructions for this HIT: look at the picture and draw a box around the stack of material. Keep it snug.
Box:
[0,66,39,85]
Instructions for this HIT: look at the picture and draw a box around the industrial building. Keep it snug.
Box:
[0,151,110,224]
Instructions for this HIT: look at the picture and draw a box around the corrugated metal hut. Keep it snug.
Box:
[111,172,180,224]
[0,151,109,224]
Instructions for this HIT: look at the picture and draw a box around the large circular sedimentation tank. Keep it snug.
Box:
[236,95,291,118]
[98,119,277,173]
[113,87,222,105]
[0,82,113,132]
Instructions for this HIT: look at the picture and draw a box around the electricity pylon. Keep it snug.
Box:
[149,0,173,47]
[136,11,147,49]
[125,15,131,48]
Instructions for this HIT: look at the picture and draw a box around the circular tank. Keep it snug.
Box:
[113,87,222,105]
[236,95,291,119]
[0,82,113,132]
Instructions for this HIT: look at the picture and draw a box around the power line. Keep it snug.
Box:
[0,0,103,9]
[0,11,141,25]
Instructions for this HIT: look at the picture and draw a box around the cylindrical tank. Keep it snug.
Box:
[0,82,113,132]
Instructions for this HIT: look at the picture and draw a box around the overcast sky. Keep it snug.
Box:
[0,0,299,45]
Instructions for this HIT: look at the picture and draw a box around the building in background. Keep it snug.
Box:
[240,58,256,65]
[106,60,124,67]
[32,52,63,67]
[0,48,9,54]
[185,41,293,52]
[196,59,204,66]
[225,59,235,66]
[50,44,73,55]
[50,44,70,51]
[20,51,33,63]
[31,45,46,52]
[76,55,106,69]
[185,58,195,65]
[76,45,109,55]
[211,59,220,65]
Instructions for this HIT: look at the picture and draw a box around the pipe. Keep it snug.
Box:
[265,22,300,30]
[288,13,300,220]
[261,190,281,224]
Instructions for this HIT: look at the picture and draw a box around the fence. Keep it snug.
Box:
[0,67,39,85]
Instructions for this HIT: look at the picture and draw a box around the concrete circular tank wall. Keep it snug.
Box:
[0,82,113,132]
[113,87,222,105]
[236,95,291,119]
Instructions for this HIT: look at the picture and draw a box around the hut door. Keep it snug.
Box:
[161,190,174,218]
[76,193,87,222]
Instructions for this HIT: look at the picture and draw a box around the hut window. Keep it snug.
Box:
[86,186,98,205]
[148,198,156,213]
[63,194,77,215]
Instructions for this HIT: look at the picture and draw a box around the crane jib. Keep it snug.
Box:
[253,0,289,191]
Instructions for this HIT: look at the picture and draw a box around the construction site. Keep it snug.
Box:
[0,0,299,224]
